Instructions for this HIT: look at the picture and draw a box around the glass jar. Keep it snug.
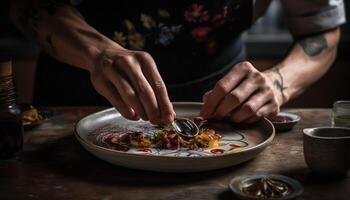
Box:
[332,100,350,128]
[0,60,23,159]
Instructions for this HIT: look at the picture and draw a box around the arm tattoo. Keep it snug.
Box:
[299,35,328,57]
[271,67,287,96]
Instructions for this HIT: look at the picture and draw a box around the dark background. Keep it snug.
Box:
[1,0,349,108]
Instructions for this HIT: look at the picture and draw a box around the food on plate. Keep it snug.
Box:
[152,125,222,150]
[89,117,222,150]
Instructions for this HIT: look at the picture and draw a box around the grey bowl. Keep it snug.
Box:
[303,127,350,175]
[229,172,304,200]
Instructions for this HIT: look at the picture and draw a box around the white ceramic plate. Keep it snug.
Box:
[75,102,275,172]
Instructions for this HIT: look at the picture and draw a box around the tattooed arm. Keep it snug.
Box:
[265,28,340,104]
[201,28,340,123]
[9,0,175,124]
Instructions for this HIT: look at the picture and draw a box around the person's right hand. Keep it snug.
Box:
[89,45,175,124]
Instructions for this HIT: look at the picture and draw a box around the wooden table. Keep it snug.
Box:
[0,107,349,200]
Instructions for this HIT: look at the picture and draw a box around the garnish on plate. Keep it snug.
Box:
[89,117,222,151]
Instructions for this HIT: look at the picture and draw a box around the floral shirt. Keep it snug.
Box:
[74,0,345,98]
[78,0,252,85]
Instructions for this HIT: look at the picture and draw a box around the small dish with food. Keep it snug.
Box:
[229,172,303,200]
[269,112,300,132]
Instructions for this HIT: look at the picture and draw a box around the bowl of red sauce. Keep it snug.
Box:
[269,112,300,132]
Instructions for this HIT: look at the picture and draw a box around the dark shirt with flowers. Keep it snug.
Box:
[79,0,252,85]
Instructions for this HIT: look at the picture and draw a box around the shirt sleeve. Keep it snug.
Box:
[281,0,346,36]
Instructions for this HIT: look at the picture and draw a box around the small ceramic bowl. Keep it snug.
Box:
[229,173,303,200]
[270,112,300,132]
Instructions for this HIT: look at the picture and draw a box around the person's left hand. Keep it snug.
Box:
[200,61,283,123]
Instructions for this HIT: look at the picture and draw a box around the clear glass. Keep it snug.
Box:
[332,101,350,128]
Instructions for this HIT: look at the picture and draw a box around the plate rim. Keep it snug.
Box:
[74,102,275,159]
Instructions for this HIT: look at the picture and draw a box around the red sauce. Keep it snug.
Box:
[137,148,152,153]
[210,149,225,154]
[228,144,242,151]
[229,144,244,148]
[270,115,293,123]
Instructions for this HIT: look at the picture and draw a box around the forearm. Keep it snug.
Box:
[265,28,340,105]
[9,0,115,72]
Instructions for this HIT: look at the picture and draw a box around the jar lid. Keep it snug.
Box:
[0,61,12,76]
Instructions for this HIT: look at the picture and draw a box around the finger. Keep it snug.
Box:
[202,90,212,103]
[244,115,260,124]
[96,79,138,120]
[242,101,279,124]
[256,102,279,118]
[118,57,162,124]
[105,66,148,121]
[230,91,271,123]
[137,52,175,124]
[200,62,253,118]
[214,77,261,119]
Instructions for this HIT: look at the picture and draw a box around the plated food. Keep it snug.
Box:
[75,102,275,172]
[89,117,222,152]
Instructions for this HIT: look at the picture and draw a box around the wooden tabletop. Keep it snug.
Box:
[0,107,349,200]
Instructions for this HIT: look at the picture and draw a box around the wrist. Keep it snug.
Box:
[264,69,289,106]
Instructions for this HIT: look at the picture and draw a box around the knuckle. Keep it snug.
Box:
[241,61,253,68]
[243,103,255,113]
[154,80,166,90]
[252,72,264,82]
[124,89,136,98]
[215,81,230,94]
[239,61,253,72]
[116,55,136,66]
[228,91,242,104]
[137,51,152,59]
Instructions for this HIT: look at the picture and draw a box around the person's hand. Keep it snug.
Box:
[200,61,283,123]
[89,45,175,124]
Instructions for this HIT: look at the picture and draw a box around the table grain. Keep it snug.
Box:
[0,107,349,200]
